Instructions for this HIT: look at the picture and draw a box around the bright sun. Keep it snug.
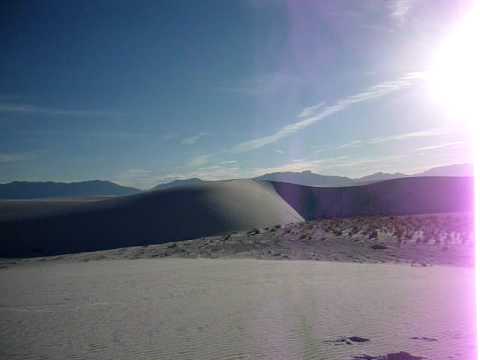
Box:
[426,2,480,123]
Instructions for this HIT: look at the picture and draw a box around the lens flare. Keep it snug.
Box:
[426,2,480,358]
[476,109,480,360]
[426,4,480,124]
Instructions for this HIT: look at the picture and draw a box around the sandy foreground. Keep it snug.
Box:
[0,258,474,360]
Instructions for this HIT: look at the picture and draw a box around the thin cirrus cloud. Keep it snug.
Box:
[180,132,209,145]
[367,128,447,144]
[415,141,464,152]
[297,103,325,118]
[0,151,37,163]
[314,128,447,152]
[336,140,364,150]
[389,0,414,24]
[188,154,211,167]
[0,103,119,117]
[230,72,424,154]
[181,128,455,182]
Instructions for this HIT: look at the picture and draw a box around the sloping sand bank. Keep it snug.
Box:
[0,180,303,257]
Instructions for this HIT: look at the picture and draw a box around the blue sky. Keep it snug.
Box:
[0,0,474,188]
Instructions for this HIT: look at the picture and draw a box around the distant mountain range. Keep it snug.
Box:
[255,170,406,187]
[255,163,473,187]
[255,171,354,187]
[151,178,206,191]
[154,163,473,190]
[0,180,140,199]
[416,163,473,177]
[0,163,472,199]
[354,172,408,185]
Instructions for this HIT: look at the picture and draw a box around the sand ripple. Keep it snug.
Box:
[0,259,474,360]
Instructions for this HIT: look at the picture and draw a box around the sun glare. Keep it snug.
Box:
[426,1,480,165]
[426,2,480,359]
[427,4,480,123]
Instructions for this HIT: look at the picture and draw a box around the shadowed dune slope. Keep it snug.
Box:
[270,176,473,220]
[0,180,303,257]
[0,180,140,199]
[0,198,116,222]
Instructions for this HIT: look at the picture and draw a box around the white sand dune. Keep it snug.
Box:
[0,259,474,360]
[0,197,111,221]
[0,180,303,257]
[0,177,473,259]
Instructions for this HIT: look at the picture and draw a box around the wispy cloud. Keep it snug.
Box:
[329,128,447,152]
[180,132,209,145]
[230,72,424,153]
[219,160,237,165]
[415,141,464,152]
[367,128,446,144]
[389,0,414,24]
[0,103,119,117]
[336,140,364,150]
[161,133,176,141]
[115,168,155,189]
[0,151,37,163]
[123,169,153,177]
[297,103,325,118]
[188,154,211,167]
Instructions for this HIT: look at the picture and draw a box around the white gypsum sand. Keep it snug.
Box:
[0,259,474,360]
